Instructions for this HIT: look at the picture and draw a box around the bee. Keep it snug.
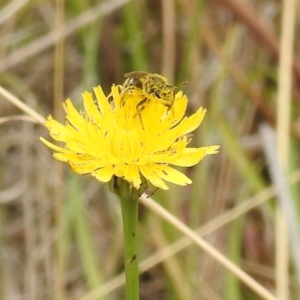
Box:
[122,71,177,110]
[121,71,177,127]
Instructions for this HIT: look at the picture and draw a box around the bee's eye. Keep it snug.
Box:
[154,90,161,99]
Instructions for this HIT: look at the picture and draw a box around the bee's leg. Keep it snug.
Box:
[120,88,130,107]
[136,98,149,129]
[165,104,171,112]
[165,104,174,118]
[137,113,144,129]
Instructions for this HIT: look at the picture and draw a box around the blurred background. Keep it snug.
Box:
[0,0,300,299]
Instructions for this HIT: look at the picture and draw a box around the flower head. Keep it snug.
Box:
[40,74,219,191]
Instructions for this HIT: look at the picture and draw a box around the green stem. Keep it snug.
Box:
[119,196,140,300]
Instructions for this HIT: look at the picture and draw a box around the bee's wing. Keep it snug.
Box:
[124,71,148,79]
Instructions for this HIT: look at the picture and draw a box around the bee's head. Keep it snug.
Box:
[153,85,176,102]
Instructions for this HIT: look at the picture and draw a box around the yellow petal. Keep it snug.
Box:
[67,159,105,174]
[93,86,112,115]
[166,92,188,127]
[123,165,142,189]
[172,146,219,167]
[64,99,85,130]
[92,165,114,182]
[40,137,69,153]
[178,107,206,135]
[154,165,192,186]
[83,92,103,124]
[139,165,169,190]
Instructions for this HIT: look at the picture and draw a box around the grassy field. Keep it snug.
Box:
[0,0,300,299]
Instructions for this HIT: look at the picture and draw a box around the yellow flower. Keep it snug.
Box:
[40,82,219,191]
